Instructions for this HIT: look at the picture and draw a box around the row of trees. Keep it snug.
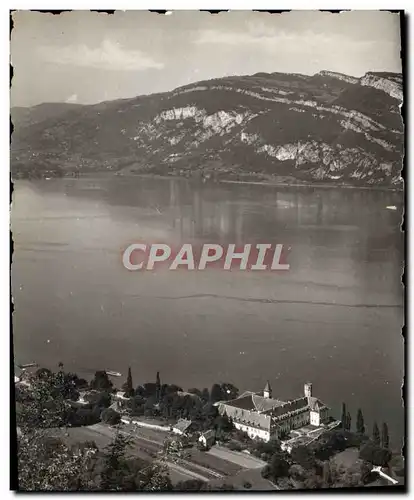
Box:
[120,367,239,404]
[87,366,239,409]
[17,366,240,435]
[31,365,239,411]
[340,403,390,449]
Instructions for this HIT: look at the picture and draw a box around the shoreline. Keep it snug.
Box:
[16,172,404,193]
[117,172,404,192]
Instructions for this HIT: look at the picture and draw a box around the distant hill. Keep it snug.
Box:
[11,70,403,187]
[11,102,82,129]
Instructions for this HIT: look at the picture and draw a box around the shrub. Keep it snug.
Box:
[251,438,281,461]
[291,446,318,470]
[359,443,392,466]
[395,468,405,478]
[85,391,111,408]
[175,479,204,491]
[69,408,101,427]
[268,453,290,479]
[100,408,121,426]
[228,440,243,452]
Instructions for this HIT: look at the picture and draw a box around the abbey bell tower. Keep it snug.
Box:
[263,380,272,399]
[304,382,312,398]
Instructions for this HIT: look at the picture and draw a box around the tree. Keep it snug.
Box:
[356,408,365,434]
[372,421,380,446]
[144,396,157,416]
[141,383,157,398]
[381,422,389,449]
[220,383,239,400]
[101,408,121,426]
[175,479,204,491]
[346,411,352,431]
[162,384,182,395]
[122,367,134,397]
[17,370,73,429]
[303,474,323,490]
[313,431,346,461]
[201,388,210,403]
[17,429,95,490]
[163,436,185,459]
[68,407,101,427]
[90,371,113,392]
[267,452,290,479]
[155,371,161,402]
[214,413,233,433]
[322,462,333,487]
[100,431,133,491]
[359,442,392,467]
[210,384,224,403]
[341,402,347,430]
[291,446,317,471]
[252,439,282,462]
[53,370,80,401]
[35,368,52,379]
[85,391,111,409]
[17,426,174,492]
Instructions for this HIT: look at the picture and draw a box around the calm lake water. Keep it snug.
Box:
[11,176,404,446]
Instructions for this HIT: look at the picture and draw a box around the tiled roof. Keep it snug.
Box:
[271,397,310,418]
[201,429,216,440]
[224,395,255,410]
[252,394,285,413]
[309,396,329,411]
[173,418,193,433]
[224,393,286,413]
[238,390,258,398]
[219,403,272,431]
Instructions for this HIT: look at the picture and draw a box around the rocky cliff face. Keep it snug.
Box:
[360,72,403,101]
[11,70,403,187]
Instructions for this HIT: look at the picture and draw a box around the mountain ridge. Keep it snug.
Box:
[11,70,403,187]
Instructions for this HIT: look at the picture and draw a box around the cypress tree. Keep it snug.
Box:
[372,421,380,445]
[122,367,134,397]
[346,411,352,431]
[381,422,389,449]
[356,408,365,434]
[341,403,347,430]
[155,371,161,402]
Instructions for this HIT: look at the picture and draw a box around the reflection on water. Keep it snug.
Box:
[11,176,404,446]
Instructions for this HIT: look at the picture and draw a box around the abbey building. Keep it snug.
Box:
[216,381,330,442]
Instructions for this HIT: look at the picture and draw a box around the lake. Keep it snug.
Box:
[11,176,404,447]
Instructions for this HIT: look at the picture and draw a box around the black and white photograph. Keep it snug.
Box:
[10,9,405,491]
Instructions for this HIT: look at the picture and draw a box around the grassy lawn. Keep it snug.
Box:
[332,447,361,469]
[187,448,242,476]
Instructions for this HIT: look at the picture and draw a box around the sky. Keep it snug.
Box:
[10,10,402,107]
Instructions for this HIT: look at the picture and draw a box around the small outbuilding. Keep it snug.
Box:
[172,418,194,436]
[198,429,216,449]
